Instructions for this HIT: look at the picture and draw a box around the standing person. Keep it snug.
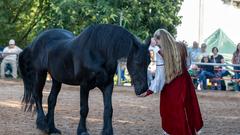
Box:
[147,38,159,85]
[120,62,126,82]
[183,41,192,69]
[1,39,22,78]
[152,29,203,135]
[148,49,156,84]
[0,46,3,52]
[141,38,165,96]
[189,41,201,63]
[232,43,240,91]
[0,46,4,61]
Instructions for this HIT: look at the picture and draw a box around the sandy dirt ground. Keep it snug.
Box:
[0,79,240,135]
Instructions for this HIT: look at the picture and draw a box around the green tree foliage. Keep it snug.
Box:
[0,0,50,48]
[0,0,183,48]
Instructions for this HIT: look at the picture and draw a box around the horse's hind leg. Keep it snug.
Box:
[46,79,62,134]
[33,71,48,132]
[77,85,90,135]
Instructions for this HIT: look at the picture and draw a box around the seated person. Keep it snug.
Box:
[198,55,216,90]
[1,39,22,78]
[189,41,201,62]
[188,64,199,88]
[232,43,240,91]
[210,47,230,90]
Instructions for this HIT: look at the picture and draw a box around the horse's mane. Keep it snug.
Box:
[77,24,143,60]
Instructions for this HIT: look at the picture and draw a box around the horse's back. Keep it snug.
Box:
[38,29,74,40]
[29,29,74,70]
[77,24,135,60]
[86,24,133,46]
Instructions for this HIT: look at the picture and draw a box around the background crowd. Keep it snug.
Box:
[186,41,240,91]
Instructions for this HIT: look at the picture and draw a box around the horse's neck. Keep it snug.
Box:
[115,46,133,61]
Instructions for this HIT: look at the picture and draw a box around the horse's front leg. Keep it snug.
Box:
[77,85,90,135]
[46,79,62,134]
[99,81,114,135]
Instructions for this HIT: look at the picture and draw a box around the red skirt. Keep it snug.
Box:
[160,69,203,135]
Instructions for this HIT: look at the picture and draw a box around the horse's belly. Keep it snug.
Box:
[49,67,81,85]
[61,80,81,85]
[54,74,81,85]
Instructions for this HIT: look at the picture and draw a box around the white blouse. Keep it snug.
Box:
[148,46,165,93]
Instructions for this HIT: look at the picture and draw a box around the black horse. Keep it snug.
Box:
[19,24,150,135]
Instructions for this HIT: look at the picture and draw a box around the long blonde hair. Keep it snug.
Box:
[154,29,182,83]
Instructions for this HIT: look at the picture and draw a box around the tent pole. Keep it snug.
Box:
[198,0,204,44]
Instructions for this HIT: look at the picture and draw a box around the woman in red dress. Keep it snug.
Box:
[160,41,203,135]
[143,29,203,135]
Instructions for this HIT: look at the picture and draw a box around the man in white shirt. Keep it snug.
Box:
[1,39,22,78]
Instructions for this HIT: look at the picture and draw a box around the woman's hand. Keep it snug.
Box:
[138,89,153,97]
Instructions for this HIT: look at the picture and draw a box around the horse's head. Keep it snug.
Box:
[127,38,150,95]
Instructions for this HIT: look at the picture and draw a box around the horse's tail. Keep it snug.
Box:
[18,47,35,112]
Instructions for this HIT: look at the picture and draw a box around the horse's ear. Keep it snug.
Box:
[133,36,149,49]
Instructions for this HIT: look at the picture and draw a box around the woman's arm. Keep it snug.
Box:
[158,50,164,57]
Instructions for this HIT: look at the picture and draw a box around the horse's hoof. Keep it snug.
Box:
[36,120,49,133]
[102,130,113,135]
[49,133,61,135]
[77,126,89,135]
[80,132,89,135]
[37,125,49,133]
[49,127,61,135]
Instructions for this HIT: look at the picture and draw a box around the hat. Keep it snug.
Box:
[9,39,15,45]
